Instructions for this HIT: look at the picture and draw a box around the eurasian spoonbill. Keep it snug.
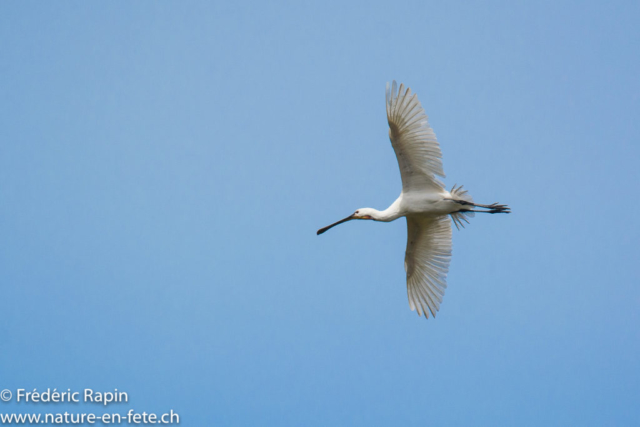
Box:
[317,81,510,318]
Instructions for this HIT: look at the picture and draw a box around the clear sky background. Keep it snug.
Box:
[1,1,639,425]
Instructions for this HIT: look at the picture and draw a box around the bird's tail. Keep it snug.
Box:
[449,184,475,230]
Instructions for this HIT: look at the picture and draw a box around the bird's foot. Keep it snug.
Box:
[467,202,510,214]
[484,203,510,214]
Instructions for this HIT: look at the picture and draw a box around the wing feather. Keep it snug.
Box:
[405,216,452,318]
[386,81,445,193]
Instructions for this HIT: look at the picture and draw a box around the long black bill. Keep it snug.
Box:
[317,215,355,235]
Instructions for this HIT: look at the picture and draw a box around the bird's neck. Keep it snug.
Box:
[372,205,402,222]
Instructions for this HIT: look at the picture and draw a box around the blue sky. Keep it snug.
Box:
[1,1,639,425]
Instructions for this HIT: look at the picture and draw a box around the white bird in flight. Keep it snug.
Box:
[317,81,509,319]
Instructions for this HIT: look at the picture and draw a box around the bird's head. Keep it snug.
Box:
[352,208,375,220]
[317,208,375,235]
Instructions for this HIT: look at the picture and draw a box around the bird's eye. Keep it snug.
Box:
[355,210,359,214]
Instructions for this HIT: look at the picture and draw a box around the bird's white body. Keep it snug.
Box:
[402,191,461,216]
[358,191,461,220]
[318,81,509,319]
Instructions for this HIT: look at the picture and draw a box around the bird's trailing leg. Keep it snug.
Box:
[469,202,510,214]
[446,193,511,214]
[452,203,509,229]
[457,202,510,214]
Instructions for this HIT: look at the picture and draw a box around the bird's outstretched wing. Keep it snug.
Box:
[386,81,445,193]
[405,215,452,318]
